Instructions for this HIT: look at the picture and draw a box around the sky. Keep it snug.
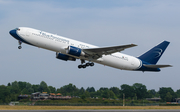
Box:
[0,0,180,91]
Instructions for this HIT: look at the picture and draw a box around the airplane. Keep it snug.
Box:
[9,27,172,72]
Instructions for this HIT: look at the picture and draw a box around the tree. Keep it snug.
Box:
[26,82,32,89]
[147,89,157,98]
[57,87,65,96]
[84,91,90,98]
[7,83,11,86]
[11,81,20,94]
[148,89,157,98]
[56,83,79,96]
[133,83,147,99]
[0,85,11,103]
[165,92,172,102]
[96,90,102,98]
[99,87,110,98]
[49,86,56,93]
[110,87,120,97]
[38,81,50,93]
[26,82,34,94]
[18,81,27,91]
[101,89,109,98]
[32,84,39,92]
[159,87,176,102]
[89,92,97,98]
[16,81,34,94]
[80,94,86,100]
[28,88,34,94]
[21,88,29,94]
[86,87,95,93]
[176,89,180,98]
[121,84,134,99]
[109,90,117,99]
[99,87,108,92]
[79,87,85,95]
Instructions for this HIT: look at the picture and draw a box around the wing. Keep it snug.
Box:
[83,44,137,59]
[143,64,173,68]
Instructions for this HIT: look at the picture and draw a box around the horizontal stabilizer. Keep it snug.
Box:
[143,64,172,68]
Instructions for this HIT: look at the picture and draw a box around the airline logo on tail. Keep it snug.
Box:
[154,48,163,58]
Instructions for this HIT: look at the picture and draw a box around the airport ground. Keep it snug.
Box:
[1,106,180,110]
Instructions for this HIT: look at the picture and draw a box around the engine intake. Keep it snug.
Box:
[66,46,85,57]
[56,52,76,61]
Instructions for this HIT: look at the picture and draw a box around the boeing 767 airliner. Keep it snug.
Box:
[9,27,172,72]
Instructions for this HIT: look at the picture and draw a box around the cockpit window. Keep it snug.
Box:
[15,28,20,31]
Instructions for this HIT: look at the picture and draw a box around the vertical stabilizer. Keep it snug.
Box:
[138,41,170,64]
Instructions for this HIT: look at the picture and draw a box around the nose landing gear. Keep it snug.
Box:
[18,46,22,49]
[18,41,22,49]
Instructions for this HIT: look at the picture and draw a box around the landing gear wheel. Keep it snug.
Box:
[90,63,94,66]
[86,63,90,66]
[18,46,22,49]
[82,65,86,68]
[78,60,95,69]
[78,65,82,69]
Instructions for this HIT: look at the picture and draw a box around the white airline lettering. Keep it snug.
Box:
[32,31,69,44]
[32,31,90,49]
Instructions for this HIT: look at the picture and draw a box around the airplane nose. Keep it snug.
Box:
[9,29,21,41]
[9,29,16,37]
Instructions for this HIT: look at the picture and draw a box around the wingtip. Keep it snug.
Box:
[131,44,137,46]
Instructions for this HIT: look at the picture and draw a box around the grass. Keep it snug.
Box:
[1,106,180,110]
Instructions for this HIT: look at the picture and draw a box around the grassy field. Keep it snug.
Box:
[1,106,180,110]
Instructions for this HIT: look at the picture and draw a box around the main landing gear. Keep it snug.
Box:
[78,59,94,69]
[18,41,22,49]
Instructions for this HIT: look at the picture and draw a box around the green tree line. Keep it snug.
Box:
[0,81,179,103]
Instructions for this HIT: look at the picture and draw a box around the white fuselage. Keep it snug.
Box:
[14,27,142,70]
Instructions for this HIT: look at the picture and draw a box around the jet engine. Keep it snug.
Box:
[56,52,76,61]
[66,46,85,57]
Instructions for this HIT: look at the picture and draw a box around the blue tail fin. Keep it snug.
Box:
[138,41,170,64]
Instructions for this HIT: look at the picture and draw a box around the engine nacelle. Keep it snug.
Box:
[66,46,85,57]
[56,52,76,61]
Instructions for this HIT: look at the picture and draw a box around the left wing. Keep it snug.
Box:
[83,44,137,59]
